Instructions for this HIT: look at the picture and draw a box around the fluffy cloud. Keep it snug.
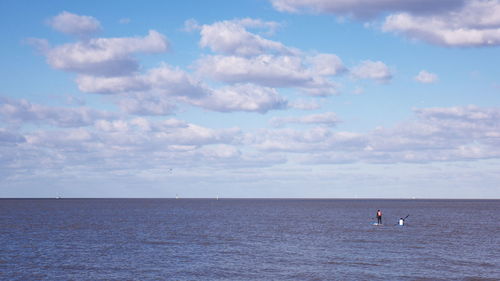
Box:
[254,127,366,152]
[198,19,293,56]
[271,0,500,47]
[383,1,500,47]
[32,12,170,85]
[39,30,169,76]
[76,75,150,94]
[77,65,288,114]
[13,118,246,173]
[194,20,345,96]
[91,120,242,147]
[270,112,340,127]
[351,60,392,82]
[196,54,341,95]
[4,103,500,183]
[47,11,101,37]
[197,55,307,86]
[36,15,340,115]
[270,0,464,18]
[252,105,500,164]
[288,99,322,110]
[0,97,115,128]
[414,70,438,83]
[188,84,288,113]
[414,105,500,121]
[118,93,178,116]
[361,105,500,162]
[307,54,346,76]
[77,64,206,97]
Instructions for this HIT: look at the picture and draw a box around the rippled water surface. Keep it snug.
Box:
[1,199,499,280]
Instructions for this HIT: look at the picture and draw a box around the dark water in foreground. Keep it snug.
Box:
[1,199,499,280]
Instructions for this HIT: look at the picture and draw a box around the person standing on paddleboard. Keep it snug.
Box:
[376,210,382,224]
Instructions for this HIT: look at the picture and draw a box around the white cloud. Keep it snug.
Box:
[288,99,322,110]
[146,65,208,98]
[307,53,346,76]
[0,97,115,128]
[4,102,500,188]
[188,83,288,113]
[195,19,344,96]
[19,115,239,147]
[414,105,500,124]
[77,64,205,115]
[118,93,178,116]
[196,54,340,95]
[77,64,208,97]
[270,0,465,18]
[199,19,294,56]
[351,60,392,82]
[383,0,500,47]
[0,120,249,180]
[47,11,101,37]
[37,15,338,115]
[254,127,366,152]
[362,106,500,162]
[35,13,170,77]
[270,112,340,127]
[250,105,500,163]
[415,70,438,83]
[42,30,169,76]
[76,75,150,94]
[233,18,282,35]
[198,144,242,160]
[197,55,307,86]
[77,65,288,114]
[94,120,130,132]
[272,0,500,47]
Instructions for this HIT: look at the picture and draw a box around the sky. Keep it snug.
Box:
[1,0,500,198]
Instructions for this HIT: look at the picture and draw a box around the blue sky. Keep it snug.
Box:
[1,0,500,198]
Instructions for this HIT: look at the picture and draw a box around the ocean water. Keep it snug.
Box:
[0,199,498,281]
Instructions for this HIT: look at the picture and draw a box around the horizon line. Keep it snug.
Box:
[1,197,498,200]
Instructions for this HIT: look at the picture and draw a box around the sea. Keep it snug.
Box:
[1,199,498,281]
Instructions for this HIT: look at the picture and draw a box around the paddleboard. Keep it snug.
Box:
[372,222,383,226]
